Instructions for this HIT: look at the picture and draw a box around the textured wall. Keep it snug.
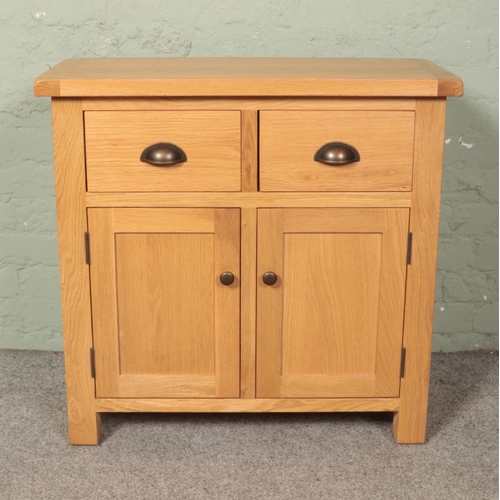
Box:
[0,0,498,351]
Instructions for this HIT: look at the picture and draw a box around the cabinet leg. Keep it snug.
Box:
[67,407,101,445]
[392,403,427,444]
[392,99,446,445]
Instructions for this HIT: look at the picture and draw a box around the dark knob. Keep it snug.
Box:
[262,272,278,286]
[220,272,235,286]
[140,142,187,166]
[314,142,360,166]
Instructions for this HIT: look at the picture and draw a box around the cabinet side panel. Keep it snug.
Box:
[52,98,100,444]
[394,98,446,443]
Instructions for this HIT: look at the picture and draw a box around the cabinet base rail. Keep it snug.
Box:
[95,398,399,413]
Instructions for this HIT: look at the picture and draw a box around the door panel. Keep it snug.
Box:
[256,208,409,398]
[88,208,240,398]
[115,233,215,376]
[282,233,381,376]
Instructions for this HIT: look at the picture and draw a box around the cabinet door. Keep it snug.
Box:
[256,208,409,398]
[88,208,240,398]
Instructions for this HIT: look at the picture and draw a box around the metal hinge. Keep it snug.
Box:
[90,348,96,378]
[85,232,91,265]
[400,347,406,378]
[407,232,413,265]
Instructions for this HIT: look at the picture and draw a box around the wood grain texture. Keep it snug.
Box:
[111,208,215,233]
[282,208,386,232]
[256,208,409,398]
[85,111,241,192]
[281,233,382,377]
[375,209,411,395]
[260,111,415,192]
[256,209,284,397]
[281,376,378,398]
[96,398,400,413]
[214,209,240,397]
[34,58,463,97]
[118,375,216,398]
[88,208,240,398]
[115,233,215,376]
[241,110,258,191]
[86,192,412,208]
[416,60,465,96]
[88,208,120,397]
[52,98,100,445]
[81,97,417,111]
[393,99,447,444]
[240,208,257,398]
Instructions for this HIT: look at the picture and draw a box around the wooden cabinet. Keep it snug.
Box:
[34,58,463,445]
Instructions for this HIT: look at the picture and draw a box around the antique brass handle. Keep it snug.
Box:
[263,272,278,286]
[314,142,360,166]
[140,143,187,166]
[220,272,235,286]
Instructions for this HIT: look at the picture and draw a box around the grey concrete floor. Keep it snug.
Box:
[0,350,498,500]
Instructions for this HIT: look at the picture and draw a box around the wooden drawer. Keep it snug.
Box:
[259,110,415,192]
[84,111,241,192]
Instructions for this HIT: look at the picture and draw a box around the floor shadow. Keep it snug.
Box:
[426,351,498,441]
[100,410,395,443]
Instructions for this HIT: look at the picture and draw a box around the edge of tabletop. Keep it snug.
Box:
[33,58,464,98]
[414,59,464,97]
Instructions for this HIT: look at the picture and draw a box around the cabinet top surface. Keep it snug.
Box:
[34,57,463,98]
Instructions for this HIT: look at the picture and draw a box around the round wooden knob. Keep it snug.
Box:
[263,272,278,286]
[220,272,235,286]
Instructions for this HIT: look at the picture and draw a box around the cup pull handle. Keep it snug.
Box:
[140,142,187,167]
[314,142,360,166]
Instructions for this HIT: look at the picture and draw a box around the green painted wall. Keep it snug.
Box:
[0,1,498,351]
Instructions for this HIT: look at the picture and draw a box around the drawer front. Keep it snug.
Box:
[260,110,415,192]
[85,111,241,192]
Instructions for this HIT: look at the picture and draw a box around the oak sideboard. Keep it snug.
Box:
[34,58,463,444]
